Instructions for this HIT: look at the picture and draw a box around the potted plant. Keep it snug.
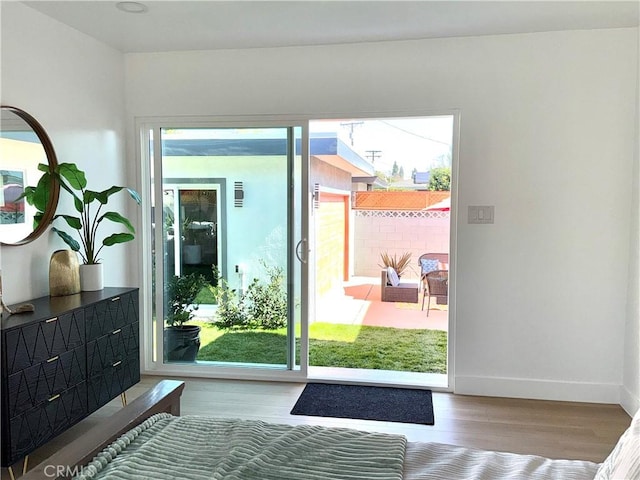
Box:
[164,272,208,362]
[47,163,140,290]
[378,251,412,281]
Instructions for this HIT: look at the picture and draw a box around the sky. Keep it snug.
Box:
[310,116,454,178]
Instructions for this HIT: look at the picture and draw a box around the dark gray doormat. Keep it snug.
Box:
[290,383,434,425]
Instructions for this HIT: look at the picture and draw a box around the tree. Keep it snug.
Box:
[398,166,405,179]
[391,161,399,178]
[428,167,451,191]
[375,170,390,184]
[432,149,452,168]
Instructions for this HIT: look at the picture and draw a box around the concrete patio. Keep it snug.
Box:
[315,276,448,331]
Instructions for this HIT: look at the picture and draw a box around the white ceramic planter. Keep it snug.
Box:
[80,263,104,291]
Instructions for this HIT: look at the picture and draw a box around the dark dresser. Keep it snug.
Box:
[0,287,140,467]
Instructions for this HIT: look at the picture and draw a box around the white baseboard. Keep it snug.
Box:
[455,375,621,404]
[620,385,640,416]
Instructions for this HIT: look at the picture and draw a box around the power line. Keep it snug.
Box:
[380,120,451,146]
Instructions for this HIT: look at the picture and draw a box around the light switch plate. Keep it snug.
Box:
[468,205,494,224]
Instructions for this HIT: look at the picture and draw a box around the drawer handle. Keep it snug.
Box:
[111,297,121,302]
[48,394,60,402]
[112,329,122,335]
[46,356,59,363]
[113,360,122,367]
[45,317,58,323]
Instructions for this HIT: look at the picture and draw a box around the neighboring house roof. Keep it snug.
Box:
[162,132,374,177]
[354,191,450,210]
[310,134,375,177]
[413,171,430,184]
[352,175,388,189]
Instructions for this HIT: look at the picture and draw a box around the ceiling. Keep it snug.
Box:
[21,1,640,54]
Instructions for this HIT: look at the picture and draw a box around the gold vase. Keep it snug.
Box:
[49,250,81,296]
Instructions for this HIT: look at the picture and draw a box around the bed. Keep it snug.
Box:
[21,380,639,480]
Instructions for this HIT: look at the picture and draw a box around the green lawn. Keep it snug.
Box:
[194,321,447,373]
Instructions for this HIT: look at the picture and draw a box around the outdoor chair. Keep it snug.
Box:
[418,253,448,293]
[380,269,419,303]
[422,269,448,315]
[418,253,449,274]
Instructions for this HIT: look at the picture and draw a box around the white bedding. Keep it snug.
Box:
[75,406,640,480]
[403,441,599,480]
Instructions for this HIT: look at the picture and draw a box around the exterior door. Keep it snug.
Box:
[142,123,306,376]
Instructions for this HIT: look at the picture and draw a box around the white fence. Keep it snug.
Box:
[353,210,450,279]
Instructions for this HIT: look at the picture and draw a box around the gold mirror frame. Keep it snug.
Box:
[0,106,60,246]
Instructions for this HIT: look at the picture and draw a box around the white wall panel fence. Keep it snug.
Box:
[353,210,449,279]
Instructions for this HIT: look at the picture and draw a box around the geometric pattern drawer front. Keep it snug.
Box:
[87,351,139,413]
[86,369,116,413]
[4,310,85,375]
[6,347,86,418]
[86,292,139,341]
[118,350,140,396]
[6,382,87,466]
[86,322,138,377]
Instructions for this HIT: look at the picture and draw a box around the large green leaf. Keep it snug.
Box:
[99,211,135,233]
[52,227,80,251]
[84,190,99,204]
[32,172,51,211]
[57,163,87,190]
[95,186,124,204]
[37,163,50,173]
[55,214,82,230]
[103,232,134,246]
[33,211,44,229]
[73,194,84,213]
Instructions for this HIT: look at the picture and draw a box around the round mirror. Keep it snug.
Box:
[0,106,59,246]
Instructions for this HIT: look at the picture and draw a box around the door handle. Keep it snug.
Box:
[295,238,308,264]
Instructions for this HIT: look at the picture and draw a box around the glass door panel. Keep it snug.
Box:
[156,126,301,369]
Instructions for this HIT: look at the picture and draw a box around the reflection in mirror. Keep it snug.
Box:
[0,106,59,245]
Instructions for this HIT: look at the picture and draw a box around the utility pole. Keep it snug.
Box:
[340,121,364,146]
[365,150,382,164]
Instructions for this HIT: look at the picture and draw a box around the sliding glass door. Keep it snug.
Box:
[143,123,306,375]
[139,112,454,389]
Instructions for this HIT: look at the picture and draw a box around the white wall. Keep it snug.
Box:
[0,3,129,303]
[622,35,640,416]
[163,155,288,289]
[125,28,638,404]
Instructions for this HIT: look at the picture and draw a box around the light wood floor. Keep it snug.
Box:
[2,375,632,479]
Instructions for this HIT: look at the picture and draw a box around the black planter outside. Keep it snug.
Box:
[164,325,201,362]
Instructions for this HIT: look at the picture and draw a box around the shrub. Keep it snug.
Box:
[165,272,208,327]
[428,167,451,191]
[215,263,287,331]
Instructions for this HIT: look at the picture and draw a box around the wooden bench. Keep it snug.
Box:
[380,270,419,303]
